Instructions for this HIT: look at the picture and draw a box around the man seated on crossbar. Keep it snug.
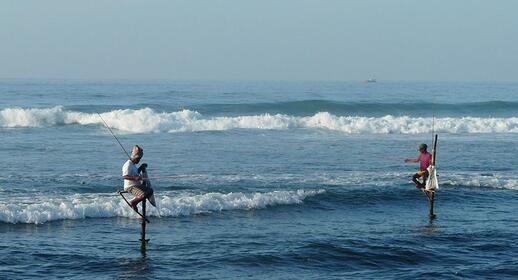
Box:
[121,145,153,211]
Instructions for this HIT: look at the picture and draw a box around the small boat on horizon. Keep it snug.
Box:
[365,77,377,83]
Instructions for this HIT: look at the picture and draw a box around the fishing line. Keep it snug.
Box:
[96,111,131,159]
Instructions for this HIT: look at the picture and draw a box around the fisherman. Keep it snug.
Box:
[404,143,432,191]
[122,145,153,210]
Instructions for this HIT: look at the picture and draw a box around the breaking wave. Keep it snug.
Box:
[0,189,324,224]
[194,100,518,117]
[1,106,517,134]
[441,174,518,190]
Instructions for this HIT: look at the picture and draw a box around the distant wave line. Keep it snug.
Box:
[1,106,517,134]
[191,100,518,115]
[70,100,518,116]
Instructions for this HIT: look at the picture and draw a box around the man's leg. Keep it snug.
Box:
[412,172,425,189]
[422,172,429,187]
[129,195,146,209]
[128,184,147,210]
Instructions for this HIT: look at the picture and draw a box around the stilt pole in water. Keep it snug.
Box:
[138,168,155,252]
[427,134,438,220]
[428,192,436,219]
[140,200,148,252]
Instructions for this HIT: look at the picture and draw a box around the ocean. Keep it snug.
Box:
[1,80,517,279]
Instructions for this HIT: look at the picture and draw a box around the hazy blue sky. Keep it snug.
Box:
[1,0,517,81]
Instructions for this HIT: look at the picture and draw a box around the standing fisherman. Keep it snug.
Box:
[404,143,432,191]
[122,145,153,210]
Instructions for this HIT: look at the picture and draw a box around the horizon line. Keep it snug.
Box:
[1,77,517,83]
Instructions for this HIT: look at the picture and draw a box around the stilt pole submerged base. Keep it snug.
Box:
[428,191,436,220]
[140,200,149,252]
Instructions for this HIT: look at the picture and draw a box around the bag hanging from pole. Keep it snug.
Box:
[425,165,439,191]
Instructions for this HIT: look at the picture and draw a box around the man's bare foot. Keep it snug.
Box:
[416,184,430,195]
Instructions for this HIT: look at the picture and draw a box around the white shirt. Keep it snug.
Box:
[122,159,141,190]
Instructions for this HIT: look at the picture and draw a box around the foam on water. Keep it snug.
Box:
[0,189,324,224]
[0,106,69,128]
[1,107,517,134]
[2,171,515,225]
[442,174,518,190]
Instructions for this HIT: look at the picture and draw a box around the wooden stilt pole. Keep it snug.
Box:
[428,191,436,219]
[139,166,154,252]
[431,134,438,167]
[140,200,148,252]
[427,134,438,220]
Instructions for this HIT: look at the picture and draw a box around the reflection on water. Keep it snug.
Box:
[417,219,441,236]
[118,254,151,280]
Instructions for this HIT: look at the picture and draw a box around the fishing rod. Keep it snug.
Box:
[96,112,131,159]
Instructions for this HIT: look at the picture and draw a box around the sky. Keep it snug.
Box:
[1,0,517,81]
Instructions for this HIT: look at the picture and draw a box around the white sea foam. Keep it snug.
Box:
[0,106,69,128]
[441,174,518,190]
[1,107,517,134]
[0,189,324,224]
[171,172,518,191]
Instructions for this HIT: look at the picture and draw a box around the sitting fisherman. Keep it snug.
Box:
[122,145,153,210]
[404,143,432,191]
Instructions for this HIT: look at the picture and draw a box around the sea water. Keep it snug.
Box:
[0,80,517,279]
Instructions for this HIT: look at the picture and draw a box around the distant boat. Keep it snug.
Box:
[365,77,377,83]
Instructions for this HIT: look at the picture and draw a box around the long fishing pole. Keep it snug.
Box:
[96,112,131,159]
